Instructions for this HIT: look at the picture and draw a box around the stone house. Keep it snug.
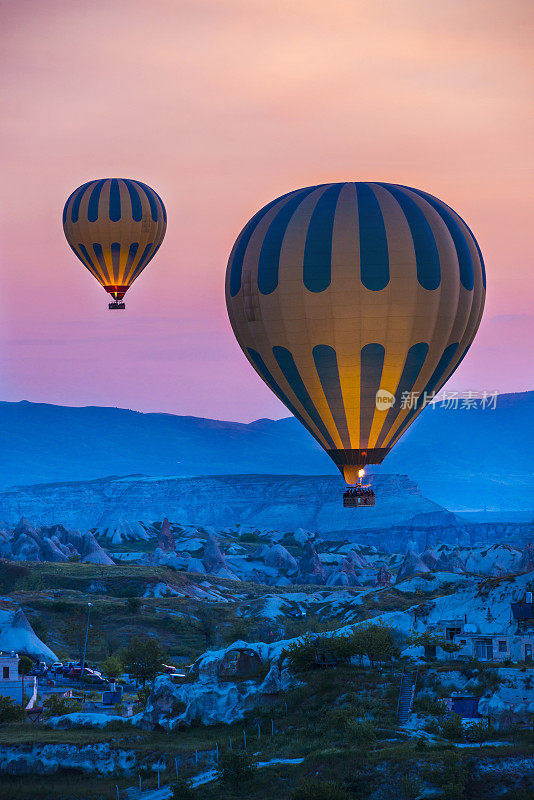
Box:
[452,632,533,662]
[511,591,534,634]
[0,651,37,708]
[427,593,534,663]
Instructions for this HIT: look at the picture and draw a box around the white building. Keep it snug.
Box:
[0,651,37,708]
[452,631,534,663]
[426,618,534,664]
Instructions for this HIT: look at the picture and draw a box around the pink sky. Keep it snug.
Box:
[1,0,532,421]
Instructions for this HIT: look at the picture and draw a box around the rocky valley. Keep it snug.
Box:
[0,504,532,800]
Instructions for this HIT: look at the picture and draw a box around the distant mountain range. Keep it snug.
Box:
[0,473,441,531]
[0,391,532,513]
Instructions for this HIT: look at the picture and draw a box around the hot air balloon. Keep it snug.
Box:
[63,179,166,309]
[225,182,485,506]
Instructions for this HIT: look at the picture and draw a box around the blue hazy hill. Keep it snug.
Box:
[0,391,532,513]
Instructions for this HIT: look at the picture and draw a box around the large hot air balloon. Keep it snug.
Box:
[225,182,485,506]
[63,179,166,309]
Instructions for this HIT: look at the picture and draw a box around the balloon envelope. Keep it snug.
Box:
[225,182,485,484]
[63,178,166,301]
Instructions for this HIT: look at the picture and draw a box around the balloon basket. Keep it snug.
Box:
[108,302,126,310]
[343,487,375,507]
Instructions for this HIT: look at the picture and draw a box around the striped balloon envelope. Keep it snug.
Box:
[226,182,485,485]
[63,179,166,308]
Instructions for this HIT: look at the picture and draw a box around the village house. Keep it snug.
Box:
[452,631,533,662]
[427,617,465,642]
[0,651,37,708]
[427,594,534,663]
[511,591,534,635]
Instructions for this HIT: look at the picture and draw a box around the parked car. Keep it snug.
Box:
[30,662,48,676]
[81,674,109,687]
[68,667,82,679]
[50,662,63,672]
[67,666,94,679]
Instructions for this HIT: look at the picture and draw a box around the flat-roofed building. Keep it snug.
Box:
[0,651,37,708]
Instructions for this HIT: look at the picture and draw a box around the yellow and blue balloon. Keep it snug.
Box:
[226,182,485,484]
[63,178,166,308]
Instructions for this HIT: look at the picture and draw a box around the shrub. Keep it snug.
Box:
[415,736,428,751]
[424,719,440,734]
[327,708,380,742]
[0,696,25,724]
[125,597,141,613]
[224,614,250,644]
[477,668,502,692]
[217,750,256,788]
[41,694,81,719]
[347,719,377,749]
[136,686,151,707]
[292,779,350,800]
[426,752,473,799]
[170,777,196,800]
[463,719,491,743]
[0,562,30,593]
[413,695,447,716]
[440,713,464,741]
[395,772,423,800]
[345,766,374,796]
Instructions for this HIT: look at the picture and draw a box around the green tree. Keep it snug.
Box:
[101,656,123,680]
[284,633,319,672]
[409,632,461,661]
[122,636,166,686]
[0,696,25,724]
[440,640,462,661]
[358,624,399,667]
[17,655,34,676]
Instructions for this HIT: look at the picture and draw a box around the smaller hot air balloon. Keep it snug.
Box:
[63,178,166,309]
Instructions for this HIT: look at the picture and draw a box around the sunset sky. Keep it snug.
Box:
[1,0,532,421]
